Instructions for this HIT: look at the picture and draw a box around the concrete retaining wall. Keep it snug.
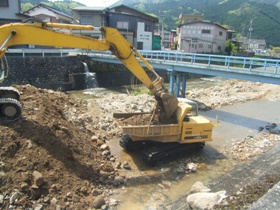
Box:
[3,56,84,90]
[1,55,169,91]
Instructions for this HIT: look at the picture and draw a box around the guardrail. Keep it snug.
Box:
[6,48,80,57]
[87,50,280,75]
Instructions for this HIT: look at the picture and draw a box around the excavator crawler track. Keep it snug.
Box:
[0,86,20,100]
[120,134,160,152]
[0,98,22,122]
[142,142,205,166]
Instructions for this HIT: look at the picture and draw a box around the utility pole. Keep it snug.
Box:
[248,19,253,51]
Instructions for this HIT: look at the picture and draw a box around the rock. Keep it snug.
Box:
[50,197,58,205]
[91,135,98,142]
[113,176,125,186]
[92,195,105,209]
[0,194,4,204]
[20,182,29,192]
[187,163,197,171]
[9,191,20,204]
[190,181,211,193]
[33,171,44,187]
[108,198,118,207]
[121,161,131,170]
[187,190,227,210]
[91,189,102,196]
[34,204,44,210]
[96,139,104,146]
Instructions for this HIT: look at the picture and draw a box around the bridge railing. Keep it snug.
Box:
[138,50,279,74]
[87,50,279,75]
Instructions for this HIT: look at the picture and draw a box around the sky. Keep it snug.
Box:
[73,0,120,7]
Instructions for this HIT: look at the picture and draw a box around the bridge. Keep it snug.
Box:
[88,50,280,97]
[6,49,280,97]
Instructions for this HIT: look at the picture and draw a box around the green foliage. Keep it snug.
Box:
[130,87,152,96]
[130,0,280,46]
[21,0,84,14]
[21,2,33,12]
[273,47,280,52]
[225,40,238,55]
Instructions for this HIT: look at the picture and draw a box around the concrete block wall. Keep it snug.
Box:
[2,56,84,90]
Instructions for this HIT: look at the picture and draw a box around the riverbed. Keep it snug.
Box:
[105,97,280,210]
[69,77,280,209]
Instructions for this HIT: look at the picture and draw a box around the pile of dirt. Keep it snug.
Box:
[0,85,123,209]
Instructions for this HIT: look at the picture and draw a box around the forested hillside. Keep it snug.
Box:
[204,0,280,46]
[20,0,280,47]
[130,0,280,46]
[21,0,85,14]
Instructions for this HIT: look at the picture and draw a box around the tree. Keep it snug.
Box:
[225,40,238,55]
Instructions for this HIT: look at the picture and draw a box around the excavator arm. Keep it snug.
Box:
[0,22,178,119]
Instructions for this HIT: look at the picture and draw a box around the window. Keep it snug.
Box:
[0,0,8,6]
[219,31,223,36]
[218,46,221,51]
[80,16,92,25]
[208,45,212,49]
[199,44,203,48]
[137,42,143,50]
[202,29,211,34]
[117,21,128,29]
[145,25,150,32]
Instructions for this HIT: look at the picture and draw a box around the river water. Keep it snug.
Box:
[70,77,280,210]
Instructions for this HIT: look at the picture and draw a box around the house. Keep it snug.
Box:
[108,4,158,50]
[177,21,234,53]
[170,30,177,49]
[72,6,108,38]
[72,4,159,50]
[23,3,73,24]
[179,14,203,25]
[0,0,29,25]
[232,37,266,52]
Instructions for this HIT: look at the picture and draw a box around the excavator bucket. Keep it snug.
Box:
[158,92,178,119]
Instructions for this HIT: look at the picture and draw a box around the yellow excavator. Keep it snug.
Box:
[0,22,214,165]
[0,22,178,122]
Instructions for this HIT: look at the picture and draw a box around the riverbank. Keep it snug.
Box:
[0,79,279,209]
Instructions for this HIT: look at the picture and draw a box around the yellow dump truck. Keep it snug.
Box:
[114,98,215,166]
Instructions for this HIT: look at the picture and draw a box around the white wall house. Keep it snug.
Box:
[137,22,152,50]
[24,4,73,23]
[178,21,233,53]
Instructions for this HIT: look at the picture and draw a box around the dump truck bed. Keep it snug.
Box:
[120,124,181,142]
[113,102,192,143]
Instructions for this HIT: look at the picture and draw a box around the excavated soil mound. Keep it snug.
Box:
[0,85,120,209]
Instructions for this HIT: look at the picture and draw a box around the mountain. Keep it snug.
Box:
[128,0,280,47]
[20,0,280,47]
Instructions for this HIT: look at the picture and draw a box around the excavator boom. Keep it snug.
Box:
[0,22,178,120]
